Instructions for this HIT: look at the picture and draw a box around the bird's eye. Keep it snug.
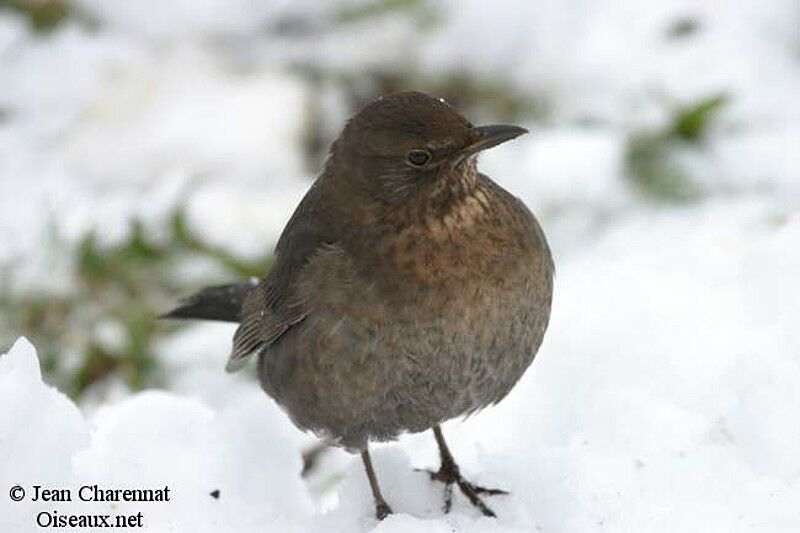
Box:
[406,150,431,167]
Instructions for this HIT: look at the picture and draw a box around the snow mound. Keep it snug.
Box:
[0,339,312,533]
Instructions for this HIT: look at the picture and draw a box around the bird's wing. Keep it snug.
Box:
[227,182,333,372]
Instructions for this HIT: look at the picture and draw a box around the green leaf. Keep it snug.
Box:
[671,93,729,143]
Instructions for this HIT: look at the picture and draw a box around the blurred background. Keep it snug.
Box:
[2,0,797,401]
[0,0,799,511]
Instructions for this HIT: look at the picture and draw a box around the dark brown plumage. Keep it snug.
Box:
[166,91,554,519]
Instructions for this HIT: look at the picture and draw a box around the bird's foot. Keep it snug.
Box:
[418,459,508,517]
[375,500,393,520]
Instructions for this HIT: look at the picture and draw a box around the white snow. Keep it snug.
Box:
[0,338,313,533]
[2,0,800,531]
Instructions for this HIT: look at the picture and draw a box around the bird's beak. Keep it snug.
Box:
[451,124,528,167]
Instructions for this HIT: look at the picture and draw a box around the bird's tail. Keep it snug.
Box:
[161,281,256,323]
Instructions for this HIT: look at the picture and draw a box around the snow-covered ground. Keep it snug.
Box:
[1,1,799,532]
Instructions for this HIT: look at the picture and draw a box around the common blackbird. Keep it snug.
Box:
[166,91,554,519]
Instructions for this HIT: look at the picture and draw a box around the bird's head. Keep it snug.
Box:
[326,91,527,205]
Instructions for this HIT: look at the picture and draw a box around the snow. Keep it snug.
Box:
[0,18,310,265]
[0,338,313,533]
[2,0,800,531]
[427,0,800,125]
[71,0,294,41]
[0,338,89,487]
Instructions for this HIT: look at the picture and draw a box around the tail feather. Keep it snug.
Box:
[161,281,256,323]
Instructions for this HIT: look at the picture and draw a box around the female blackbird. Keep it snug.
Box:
[166,91,554,519]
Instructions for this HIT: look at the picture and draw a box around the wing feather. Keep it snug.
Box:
[226,181,332,371]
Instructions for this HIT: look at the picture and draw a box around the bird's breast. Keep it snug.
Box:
[374,186,536,288]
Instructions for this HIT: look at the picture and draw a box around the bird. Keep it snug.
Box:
[164,91,554,519]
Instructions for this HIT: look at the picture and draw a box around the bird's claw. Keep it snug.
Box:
[375,501,393,520]
[416,464,508,517]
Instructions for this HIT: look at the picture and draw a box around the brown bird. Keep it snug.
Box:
[165,91,554,519]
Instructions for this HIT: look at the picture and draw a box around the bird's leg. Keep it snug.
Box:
[361,448,393,520]
[424,425,508,517]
